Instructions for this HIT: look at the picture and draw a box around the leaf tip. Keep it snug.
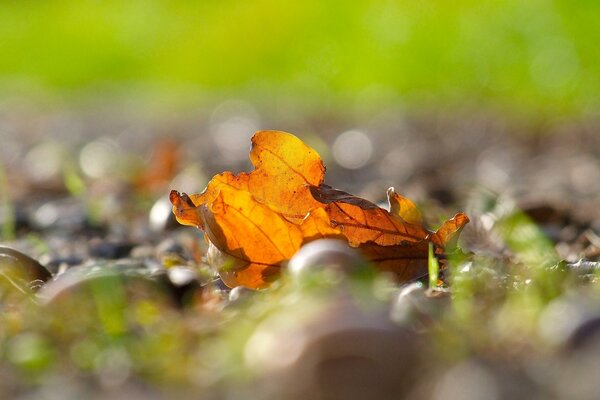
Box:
[169,190,204,229]
[169,189,181,204]
[432,212,470,248]
[387,187,423,225]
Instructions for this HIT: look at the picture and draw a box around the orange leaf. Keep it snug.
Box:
[170,190,204,228]
[172,130,325,226]
[170,130,469,288]
[199,185,341,288]
[430,212,470,249]
[387,187,423,225]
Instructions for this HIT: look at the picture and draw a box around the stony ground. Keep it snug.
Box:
[1,104,600,399]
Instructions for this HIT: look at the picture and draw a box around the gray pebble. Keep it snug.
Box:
[248,295,420,400]
[390,282,451,331]
[287,239,368,285]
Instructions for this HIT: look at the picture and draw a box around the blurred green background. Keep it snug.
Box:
[1,0,599,119]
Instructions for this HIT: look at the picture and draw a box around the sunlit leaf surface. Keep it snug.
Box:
[171,130,468,288]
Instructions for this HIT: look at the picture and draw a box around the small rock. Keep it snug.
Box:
[537,294,600,400]
[165,266,202,307]
[23,141,67,189]
[568,316,600,351]
[565,259,600,275]
[148,196,179,232]
[155,237,189,260]
[37,263,178,337]
[89,240,135,259]
[0,246,52,295]
[390,282,451,331]
[206,241,247,283]
[129,244,156,260]
[538,292,600,349]
[29,198,88,232]
[247,295,420,400]
[430,359,540,400]
[167,266,197,287]
[228,286,254,304]
[287,239,369,286]
[42,255,84,275]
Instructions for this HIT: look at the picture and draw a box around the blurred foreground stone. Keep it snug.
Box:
[0,246,51,305]
[37,262,179,338]
[247,294,421,400]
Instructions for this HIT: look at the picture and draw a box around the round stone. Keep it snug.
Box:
[37,264,178,337]
[0,246,52,296]
[246,295,421,400]
[390,282,451,331]
[287,239,368,285]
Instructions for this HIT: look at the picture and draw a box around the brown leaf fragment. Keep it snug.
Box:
[430,213,470,249]
[310,184,431,247]
[170,190,204,229]
[358,240,433,282]
[387,187,423,225]
[136,138,181,194]
[299,208,346,243]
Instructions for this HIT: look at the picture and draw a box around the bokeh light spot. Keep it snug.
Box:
[332,130,373,170]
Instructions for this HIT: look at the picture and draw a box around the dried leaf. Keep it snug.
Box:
[309,184,430,246]
[430,212,470,249]
[194,185,341,288]
[171,130,469,288]
[172,131,325,226]
[170,191,204,229]
[387,187,422,225]
[358,240,432,282]
[135,138,181,194]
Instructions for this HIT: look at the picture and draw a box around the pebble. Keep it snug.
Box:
[538,294,600,400]
[165,266,202,307]
[167,266,197,287]
[29,198,88,232]
[37,263,178,336]
[129,244,156,260]
[287,239,368,286]
[429,359,539,400]
[228,286,254,304]
[0,246,52,295]
[538,292,600,349]
[41,255,84,275]
[565,259,600,275]
[89,240,135,259]
[390,282,451,331]
[155,237,189,260]
[148,196,179,232]
[206,241,246,278]
[22,141,66,187]
[246,295,420,400]
[567,316,600,351]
